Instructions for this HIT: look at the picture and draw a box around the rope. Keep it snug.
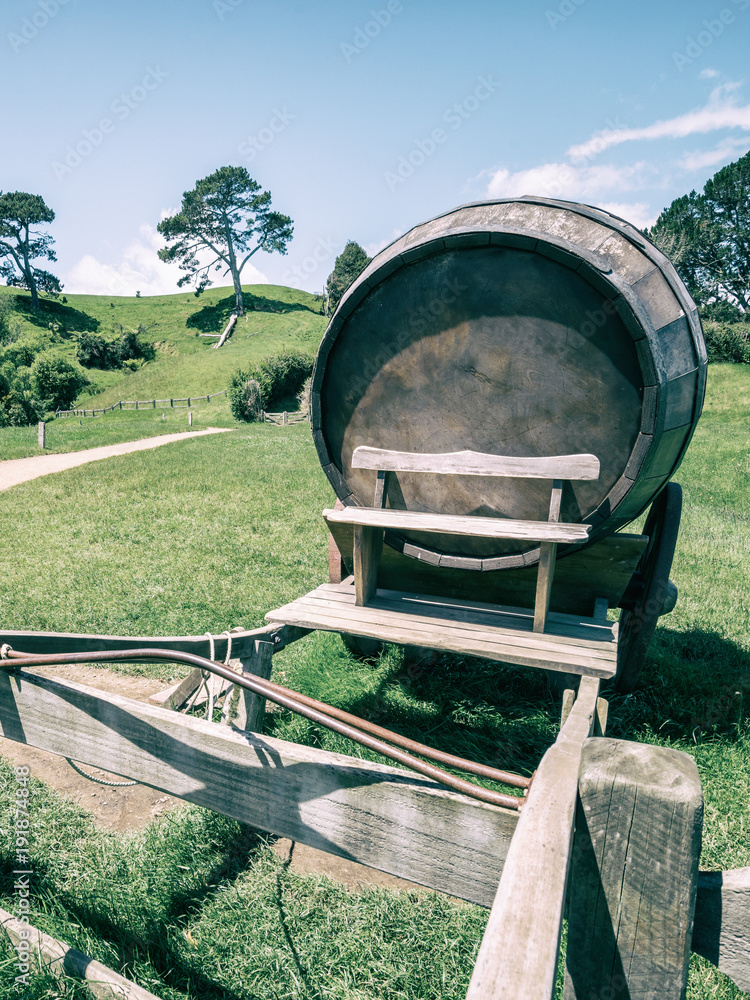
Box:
[65,758,136,787]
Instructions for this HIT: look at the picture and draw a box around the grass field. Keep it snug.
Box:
[0,364,748,998]
[0,283,326,409]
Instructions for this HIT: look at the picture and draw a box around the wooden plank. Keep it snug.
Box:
[466,676,601,1000]
[274,582,617,649]
[325,508,591,543]
[692,867,750,991]
[267,597,616,676]
[533,541,557,633]
[294,591,617,661]
[0,668,517,907]
[148,666,202,709]
[0,906,161,1000]
[353,525,382,606]
[564,738,703,999]
[221,640,274,732]
[352,447,601,481]
[0,624,291,661]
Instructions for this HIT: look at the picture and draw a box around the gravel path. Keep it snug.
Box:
[0,428,233,492]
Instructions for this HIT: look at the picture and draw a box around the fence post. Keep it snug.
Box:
[564,738,702,999]
[152,400,155,409]
[282,411,288,425]
[38,422,45,449]
[188,411,193,427]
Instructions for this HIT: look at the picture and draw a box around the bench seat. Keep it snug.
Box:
[324,507,591,544]
[266,580,618,678]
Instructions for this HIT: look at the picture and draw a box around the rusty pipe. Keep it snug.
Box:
[4,647,525,810]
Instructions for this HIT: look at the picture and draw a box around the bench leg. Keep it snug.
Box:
[354,525,383,606]
[564,738,702,999]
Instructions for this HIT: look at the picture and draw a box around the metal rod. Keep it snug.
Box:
[4,647,526,810]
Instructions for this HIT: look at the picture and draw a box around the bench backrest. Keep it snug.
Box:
[352,447,600,482]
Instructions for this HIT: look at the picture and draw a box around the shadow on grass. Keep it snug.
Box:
[186,293,318,333]
[7,824,267,1000]
[602,626,750,744]
[13,294,101,334]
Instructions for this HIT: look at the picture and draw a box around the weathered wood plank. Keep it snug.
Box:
[533,540,557,633]
[564,738,703,999]
[221,640,274,732]
[692,867,750,991]
[0,906,161,1000]
[148,666,202,709]
[266,585,617,677]
[354,525,382,606]
[325,507,591,543]
[290,587,617,657]
[466,676,600,1000]
[0,669,517,907]
[352,447,601,481]
[0,624,291,661]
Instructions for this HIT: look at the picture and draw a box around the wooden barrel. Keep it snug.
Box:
[312,197,706,570]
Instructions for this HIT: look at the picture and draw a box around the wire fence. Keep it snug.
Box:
[57,390,227,418]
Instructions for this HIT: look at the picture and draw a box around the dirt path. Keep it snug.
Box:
[0,428,232,492]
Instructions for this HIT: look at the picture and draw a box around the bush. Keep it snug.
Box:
[30,352,88,411]
[76,325,154,369]
[702,322,750,363]
[228,350,315,421]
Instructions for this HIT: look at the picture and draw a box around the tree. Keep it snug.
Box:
[0,192,62,311]
[647,149,750,312]
[30,352,87,411]
[325,241,371,316]
[157,166,293,316]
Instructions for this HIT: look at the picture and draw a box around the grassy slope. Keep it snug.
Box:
[0,366,748,998]
[0,283,326,405]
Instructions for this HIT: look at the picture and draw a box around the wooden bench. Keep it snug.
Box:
[268,447,621,679]
[326,446,599,633]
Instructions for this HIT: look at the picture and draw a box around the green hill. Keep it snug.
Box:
[0,284,327,408]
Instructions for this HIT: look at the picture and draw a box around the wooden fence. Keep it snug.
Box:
[57,390,227,418]
[1,625,748,998]
[262,410,308,425]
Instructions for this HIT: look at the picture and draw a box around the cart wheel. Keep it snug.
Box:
[614,483,682,693]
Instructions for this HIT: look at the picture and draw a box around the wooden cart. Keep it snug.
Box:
[2,199,747,999]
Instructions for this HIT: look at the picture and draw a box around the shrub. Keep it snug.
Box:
[228,350,314,421]
[702,322,750,363]
[30,352,88,411]
[76,325,154,369]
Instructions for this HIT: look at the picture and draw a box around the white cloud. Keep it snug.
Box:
[677,135,750,171]
[567,84,750,161]
[63,223,268,297]
[598,202,656,230]
[486,161,651,202]
[700,68,720,79]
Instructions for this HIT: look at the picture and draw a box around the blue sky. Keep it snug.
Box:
[2,0,749,297]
